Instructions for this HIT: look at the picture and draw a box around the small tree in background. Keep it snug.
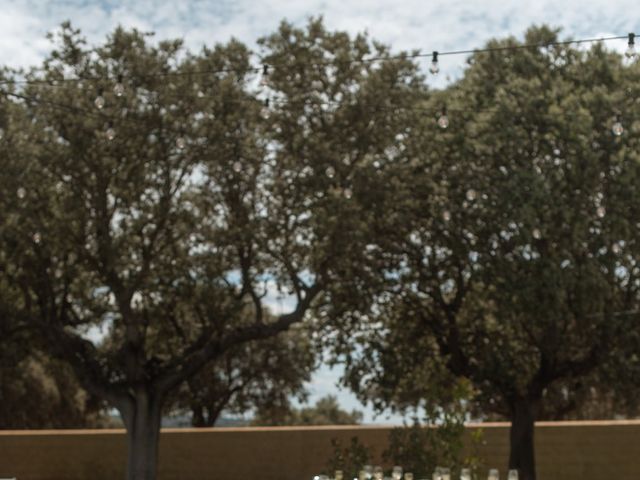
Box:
[253,394,363,426]
[167,325,316,427]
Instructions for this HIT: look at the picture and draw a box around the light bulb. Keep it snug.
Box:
[442,210,451,222]
[176,136,186,150]
[94,89,105,109]
[430,51,440,75]
[233,161,242,172]
[438,113,449,129]
[105,124,116,141]
[325,166,336,178]
[260,64,270,87]
[596,206,606,218]
[612,116,624,136]
[532,228,541,239]
[343,187,353,199]
[0,127,4,140]
[261,98,270,119]
[466,189,477,201]
[114,75,125,97]
[626,33,636,59]
[612,243,621,254]
[32,232,41,244]
[16,187,26,199]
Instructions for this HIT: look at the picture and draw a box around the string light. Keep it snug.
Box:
[325,166,336,178]
[466,189,477,201]
[429,51,439,75]
[596,206,606,218]
[176,135,186,150]
[626,33,637,59]
[442,210,451,222]
[232,160,242,172]
[105,122,115,141]
[16,187,26,199]
[114,74,125,97]
[0,127,4,140]
[532,228,541,239]
[260,64,270,87]
[437,106,449,129]
[612,115,624,136]
[261,98,270,119]
[94,88,105,109]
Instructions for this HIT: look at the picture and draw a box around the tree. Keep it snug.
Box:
[0,20,424,479]
[337,27,640,480]
[253,394,363,426]
[167,325,316,427]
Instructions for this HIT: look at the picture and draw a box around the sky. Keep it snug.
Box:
[2,0,639,424]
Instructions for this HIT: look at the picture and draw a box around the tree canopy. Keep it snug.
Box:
[0,19,425,480]
[336,26,640,480]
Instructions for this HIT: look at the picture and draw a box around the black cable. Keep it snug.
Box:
[0,33,635,87]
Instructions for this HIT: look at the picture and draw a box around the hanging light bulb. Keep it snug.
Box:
[442,210,451,222]
[260,64,270,87]
[261,98,270,119]
[532,228,542,239]
[466,189,477,201]
[233,161,242,172]
[32,232,41,244]
[114,74,125,97]
[612,115,624,136]
[626,33,636,59]
[430,51,440,75]
[94,88,105,109]
[343,187,353,199]
[105,122,116,141]
[0,127,4,140]
[16,187,26,199]
[325,166,336,178]
[437,106,449,129]
[176,136,186,150]
[596,205,606,218]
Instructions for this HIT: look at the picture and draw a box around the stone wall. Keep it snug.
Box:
[1,420,639,479]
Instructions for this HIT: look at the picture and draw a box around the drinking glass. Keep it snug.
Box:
[359,470,367,480]
[507,470,518,480]
[460,468,471,480]
[441,468,451,480]
[392,466,403,480]
[335,470,344,480]
[488,469,499,480]
[404,473,414,480]
[373,466,384,480]
[364,465,374,480]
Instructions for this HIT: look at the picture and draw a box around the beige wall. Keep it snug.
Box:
[1,421,639,479]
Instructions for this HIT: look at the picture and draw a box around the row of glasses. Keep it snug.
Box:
[318,466,519,480]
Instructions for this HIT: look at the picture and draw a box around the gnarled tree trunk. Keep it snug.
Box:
[118,389,164,480]
[508,396,538,480]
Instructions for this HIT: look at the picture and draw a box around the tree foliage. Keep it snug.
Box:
[337,27,640,480]
[0,19,425,479]
[167,325,316,427]
[253,394,363,426]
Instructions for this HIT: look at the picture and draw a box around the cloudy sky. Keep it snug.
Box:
[2,0,638,423]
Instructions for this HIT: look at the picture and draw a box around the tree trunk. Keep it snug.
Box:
[508,396,538,480]
[119,389,164,480]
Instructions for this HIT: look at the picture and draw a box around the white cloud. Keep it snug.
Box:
[1,0,637,75]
